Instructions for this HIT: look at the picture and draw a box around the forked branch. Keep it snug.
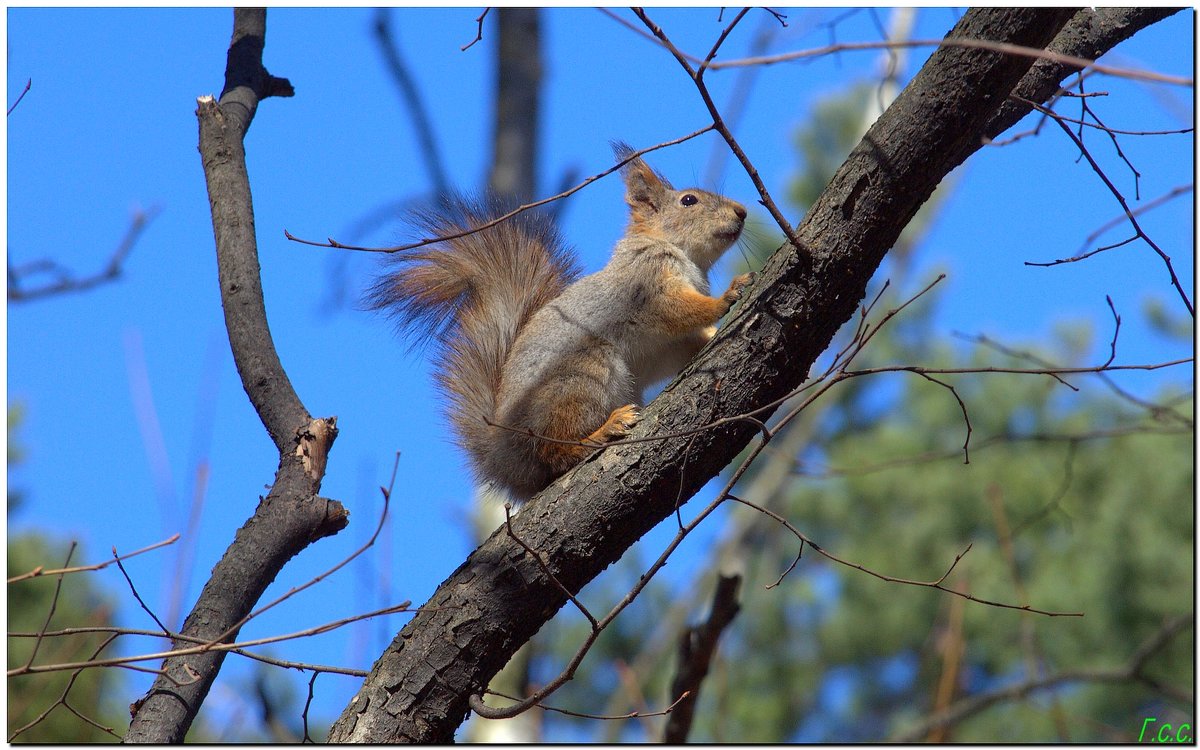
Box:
[124,9,346,743]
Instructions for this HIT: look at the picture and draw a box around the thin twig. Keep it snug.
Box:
[1023,106,1192,137]
[802,424,1190,480]
[7,77,31,116]
[8,206,162,302]
[633,8,805,256]
[1078,84,1141,199]
[113,546,172,636]
[284,126,715,253]
[596,8,703,64]
[503,502,598,629]
[9,602,416,678]
[1077,183,1193,255]
[910,370,973,462]
[1102,295,1121,368]
[23,543,76,671]
[7,633,121,742]
[483,686,692,720]
[460,8,491,51]
[706,36,1192,86]
[9,624,371,678]
[301,672,320,743]
[1017,97,1194,317]
[206,452,399,647]
[841,359,1190,379]
[703,12,783,187]
[726,495,1082,617]
[7,533,180,584]
[892,613,1193,742]
[486,354,1189,457]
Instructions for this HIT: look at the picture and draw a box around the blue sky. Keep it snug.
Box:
[6,7,1193,738]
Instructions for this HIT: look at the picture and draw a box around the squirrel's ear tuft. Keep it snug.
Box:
[610,140,635,163]
[612,142,675,208]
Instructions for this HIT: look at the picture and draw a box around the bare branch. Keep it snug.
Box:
[8,205,161,302]
[727,495,1082,617]
[703,12,784,187]
[1074,75,1142,198]
[11,602,416,678]
[707,35,1192,86]
[301,671,321,743]
[460,8,491,51]
[762,8,788,28]
[910,370,973,462]
[22,543,76,673]
[8,633,121,742]
[633,7,805,256]
[205,453,395,648]
[1018,98,1193,316]
[7,77,31,115]
[503,503,597,629]
[484,686,692,721]
[112,547,171,637]
[7,534,180,584]
[1079,183,1193,255]
[892,614,1194,742]
[373,8,449,194]
[662,574,742,743]
[803,423,1190,480]
[596,8,702,65]
[284,125,715,253]
[124,10,346,742]
[10,625,371,678]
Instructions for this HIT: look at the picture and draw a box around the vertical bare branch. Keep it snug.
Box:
[123,9,347,743]
[662,574,742,743]
[488,7,542,200]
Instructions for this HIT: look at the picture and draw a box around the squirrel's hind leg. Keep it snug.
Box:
[585,404,639,445]
[536,403,639,475]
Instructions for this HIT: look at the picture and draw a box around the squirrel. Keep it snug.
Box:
[369,145,753,502]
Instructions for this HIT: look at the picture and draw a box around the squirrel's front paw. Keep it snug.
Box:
[723,272,757,303]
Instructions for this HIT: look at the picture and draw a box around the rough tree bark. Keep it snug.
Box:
[328,7,1183,742]
[124,9,346,743]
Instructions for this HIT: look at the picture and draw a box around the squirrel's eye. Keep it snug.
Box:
[680,194,699,206]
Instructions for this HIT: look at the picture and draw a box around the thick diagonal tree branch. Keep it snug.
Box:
[328,8,1173,742]
[124,9,346,743]
[980,7,1182,141]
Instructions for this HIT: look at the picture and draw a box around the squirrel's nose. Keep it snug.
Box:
[734,205,747,222]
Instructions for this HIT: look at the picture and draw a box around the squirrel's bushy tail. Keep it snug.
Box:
[368,196,579,482]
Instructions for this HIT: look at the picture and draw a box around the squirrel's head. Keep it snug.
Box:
[613,143,746,270]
